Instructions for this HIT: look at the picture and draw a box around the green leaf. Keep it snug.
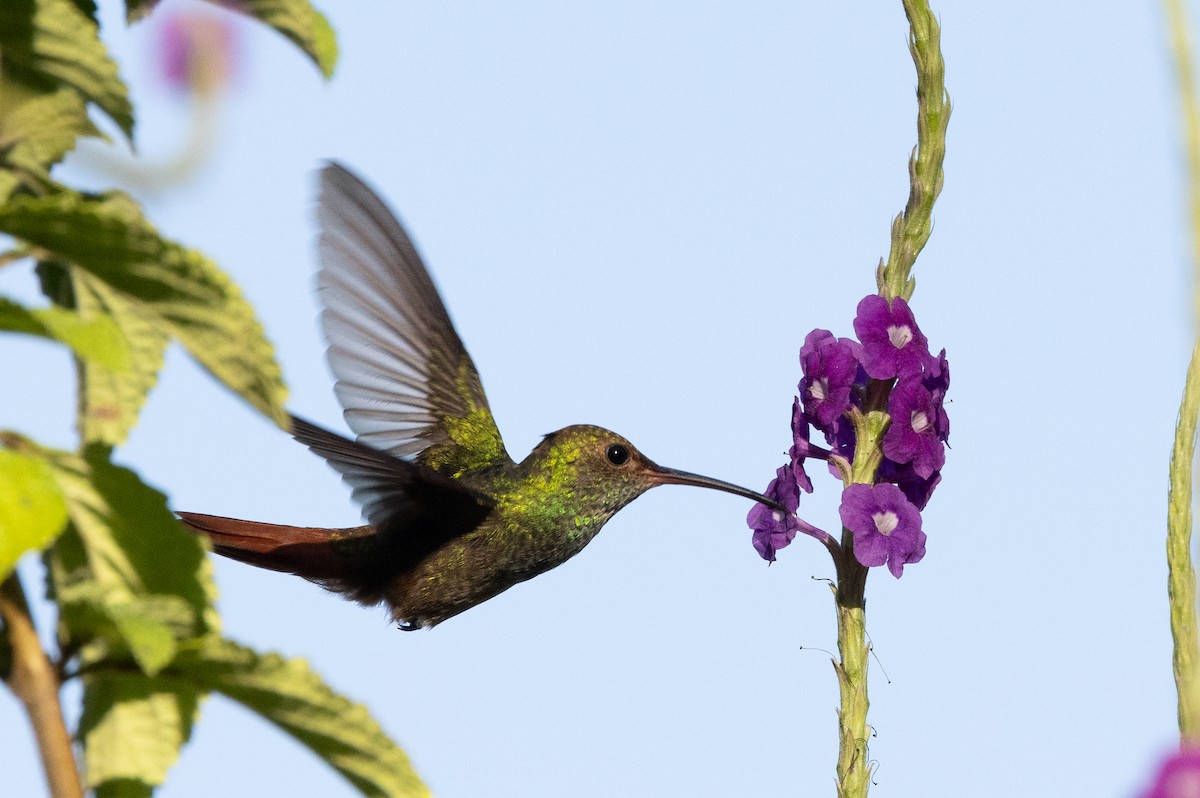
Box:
[0,81,104,172]
[0,295,131,370]
[58,446,216,631]
[53,582,191,676]
[95,779,153,798]
[0,0,134,138]
[123,0,159,23]
[0,192,288,428]
[0,448,68,579]
[78,669,202,791]
[71,269,168,446]
[217,0,338,78]
[177,638,431,798]
[34,260,166,446]
[0,170,18,203]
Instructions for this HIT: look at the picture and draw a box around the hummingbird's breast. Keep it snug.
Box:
[384,463,630,629]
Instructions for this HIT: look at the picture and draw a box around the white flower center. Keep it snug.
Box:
[911,410,930,433]
[887,325,913,349]
[810,377,828,402]
[872,511,898,536]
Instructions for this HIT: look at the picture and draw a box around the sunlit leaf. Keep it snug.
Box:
[0,448,68,579]
[0,295,130,370]
[45,445,218,638]
[217,0,338,78]
[0,0,134,138]
[78,670,201,791]
[0,81,104,173]
[0,192,288,427]
[72,270,168,446]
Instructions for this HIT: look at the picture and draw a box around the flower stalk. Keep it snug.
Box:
[834,597,871,797]
[1164,0,1200,743]
[1168,339,1200,739]
[747,2,948,794]
[877,0,950,303]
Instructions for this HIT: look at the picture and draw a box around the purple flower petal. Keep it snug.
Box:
[798,329,862,435]
[747,465,801,562]
[882,377,946,479]
[853,295,930,380]
[157,11,240,95]
[789,398,815,493]
[1139,748,1200,798]
[923,348,951,444]
[838,483,926,578]
[878,459,942,510]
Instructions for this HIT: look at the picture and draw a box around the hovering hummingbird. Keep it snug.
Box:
[179,163,784,630]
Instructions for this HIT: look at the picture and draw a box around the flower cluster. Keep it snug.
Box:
[747,295,949,578]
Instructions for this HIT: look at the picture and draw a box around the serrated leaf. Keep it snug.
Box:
[70,0,99,21]
[0,448,68,579]
[0,295,131,370]
[106,603,177,676]
[0,0,134,138]
[45,445,218,638]
[0,192,288,428]
[78,670,201,790]
[71,270,168,446]
[216,0,338,78]
[0,81,104,172]
[53,582,190,676]
[123,0,159,24]
[177,637,431,798]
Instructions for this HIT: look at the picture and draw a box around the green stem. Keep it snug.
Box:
[876,0,951,302]
[1169,338,1200,740]
[833,596,871,797]
[0,572,82,798]
[829,408,889,797]
[1164,0,1200,742]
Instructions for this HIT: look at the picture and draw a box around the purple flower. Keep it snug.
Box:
[923,348,951,443]
[878,459,941,510]
[882,378,945,479]
[924,347,950,394]
[158,11,240,96]
[839,483,926,578]
[853,295,930,380]
[1139,748,1200,798]
[798,329,861,435]
[789,398,815,493]
[747,465,800,562]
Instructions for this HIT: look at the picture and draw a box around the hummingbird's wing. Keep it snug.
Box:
[316,162,511,477]
[285,415,494,597]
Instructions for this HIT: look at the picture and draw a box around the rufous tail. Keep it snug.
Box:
[177,512,365,581]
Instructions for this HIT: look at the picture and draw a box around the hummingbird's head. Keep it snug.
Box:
[527,425,787,522]
[527,425,660,521]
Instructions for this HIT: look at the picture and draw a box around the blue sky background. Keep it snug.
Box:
[0,1,1191,795]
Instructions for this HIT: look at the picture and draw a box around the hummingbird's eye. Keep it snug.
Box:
[606,444,629,465]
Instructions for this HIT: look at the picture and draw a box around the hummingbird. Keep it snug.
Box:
[178,162,784,630]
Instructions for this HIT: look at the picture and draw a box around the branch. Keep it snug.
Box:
[1,572,83,798]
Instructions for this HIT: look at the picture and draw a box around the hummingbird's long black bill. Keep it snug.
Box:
[648,464,788,513]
